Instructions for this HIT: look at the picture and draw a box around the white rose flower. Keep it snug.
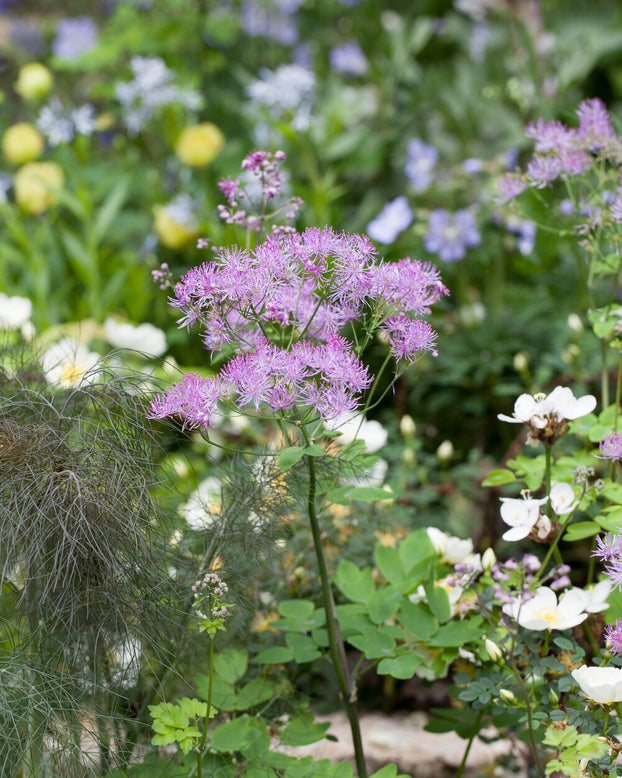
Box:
[498,386,596,425]
[41,338,101,388]
[426,527,474,564]
[564,580,612,614]
[549,482,578,515]
[572,664,622,704]
[499,494,548,541]
[330,413,388,453]
[104,318,167,358]
[502,586,588,631]
[181,477,221,530]
[0,293,32,329]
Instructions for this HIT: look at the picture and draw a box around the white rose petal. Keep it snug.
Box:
[572,665,622,704]
[41,338,101,388]
[0,293,32,329]
[104,318,167,358]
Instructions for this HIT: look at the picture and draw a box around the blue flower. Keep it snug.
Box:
[52,17,98,60]
[366,196,413,244]
[424,209,480,262]
[405,139,438,192]
[329,42,369,76]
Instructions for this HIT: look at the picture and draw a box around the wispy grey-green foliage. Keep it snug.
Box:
[0,341,180,776]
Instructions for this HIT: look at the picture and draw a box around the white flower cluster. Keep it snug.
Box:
[503,581,611,631]
[247,64,316,132]
[115,57,202,135]
[37,98,96,146]
[500,482,577,542]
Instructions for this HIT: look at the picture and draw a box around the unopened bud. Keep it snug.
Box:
[567,313,584,333]
[513,351,529,373]
[481,548,496,571]
[400,415,416,440]
[485,638,503,663]
[401,447,416,466]
[499,688,518,705]
[549,688,559,706]
[436,440,454,462]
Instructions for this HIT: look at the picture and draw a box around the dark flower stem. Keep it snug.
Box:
[305,452,367,777]
[196,636,214,778]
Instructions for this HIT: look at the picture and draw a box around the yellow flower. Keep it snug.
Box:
[2,123,44,165]
[175,123,225,167]
[14,162,64,214]
[153,205,198,250]
[14,63,54,101]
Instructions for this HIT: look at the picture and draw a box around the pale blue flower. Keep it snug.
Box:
[424,209,480,262]
[366,196,413,244]
[330,42,369,76]
[52,17,98,60]
[405,139,438,192]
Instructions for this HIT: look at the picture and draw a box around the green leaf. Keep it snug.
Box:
[279,446,304,471]
[428,616,485,647]
[423,582,451,624]
[326,486,351,505]
[334,560,375,604]
[303,444,325,457]
[278,600,315,620]
[214,648,248,683]
[563,521,601,541]
[211,716,263,753]
[397,601,438,641]
[281,713,330,746]
[377,653,422,679]
[368,588,402,625]
[254,646,294,664]
[286,633,322,663]
[93,176,129,244]
[481,468,516,487]
[348,486,394,502]
[369,765,411,778]
[375,545,406,585]
[195,674,237,711]
[348,627,396,659]
[235,678,275,709]
[334,604,373,636]
[398,530,436,575]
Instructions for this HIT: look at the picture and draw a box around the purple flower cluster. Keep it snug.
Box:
[217,150,302,233]
[149,226,447,429]
[497,98,622,204]
[594,536,622,647]
[598,432,622,461]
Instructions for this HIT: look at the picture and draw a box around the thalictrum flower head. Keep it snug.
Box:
[329,41,369,76]
[597,432,622,461]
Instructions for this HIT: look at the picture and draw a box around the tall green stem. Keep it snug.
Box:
[544,444,552,520]
[456,710,482,778]
[305,454,367,777]
[197,637,214,778]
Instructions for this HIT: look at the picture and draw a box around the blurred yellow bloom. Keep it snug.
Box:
[2,123,44,165]
[175,123,225,167]
[14,161,64,214]
[250,610,279,633]
[153,205,199,250]
[15,63,54,101]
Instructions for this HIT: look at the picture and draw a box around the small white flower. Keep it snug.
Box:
[426,527,474,564]
[331,413,388,453]
[565,580,612,614]
[549,482,578,515]
[181,477,221,530]
[498,386,596,425]
[41,338,101,388]
[572,664,622,704]
[104,318,167,358]
[502,586,588,631]
[0,293,32,329]
[499,494,548,541]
